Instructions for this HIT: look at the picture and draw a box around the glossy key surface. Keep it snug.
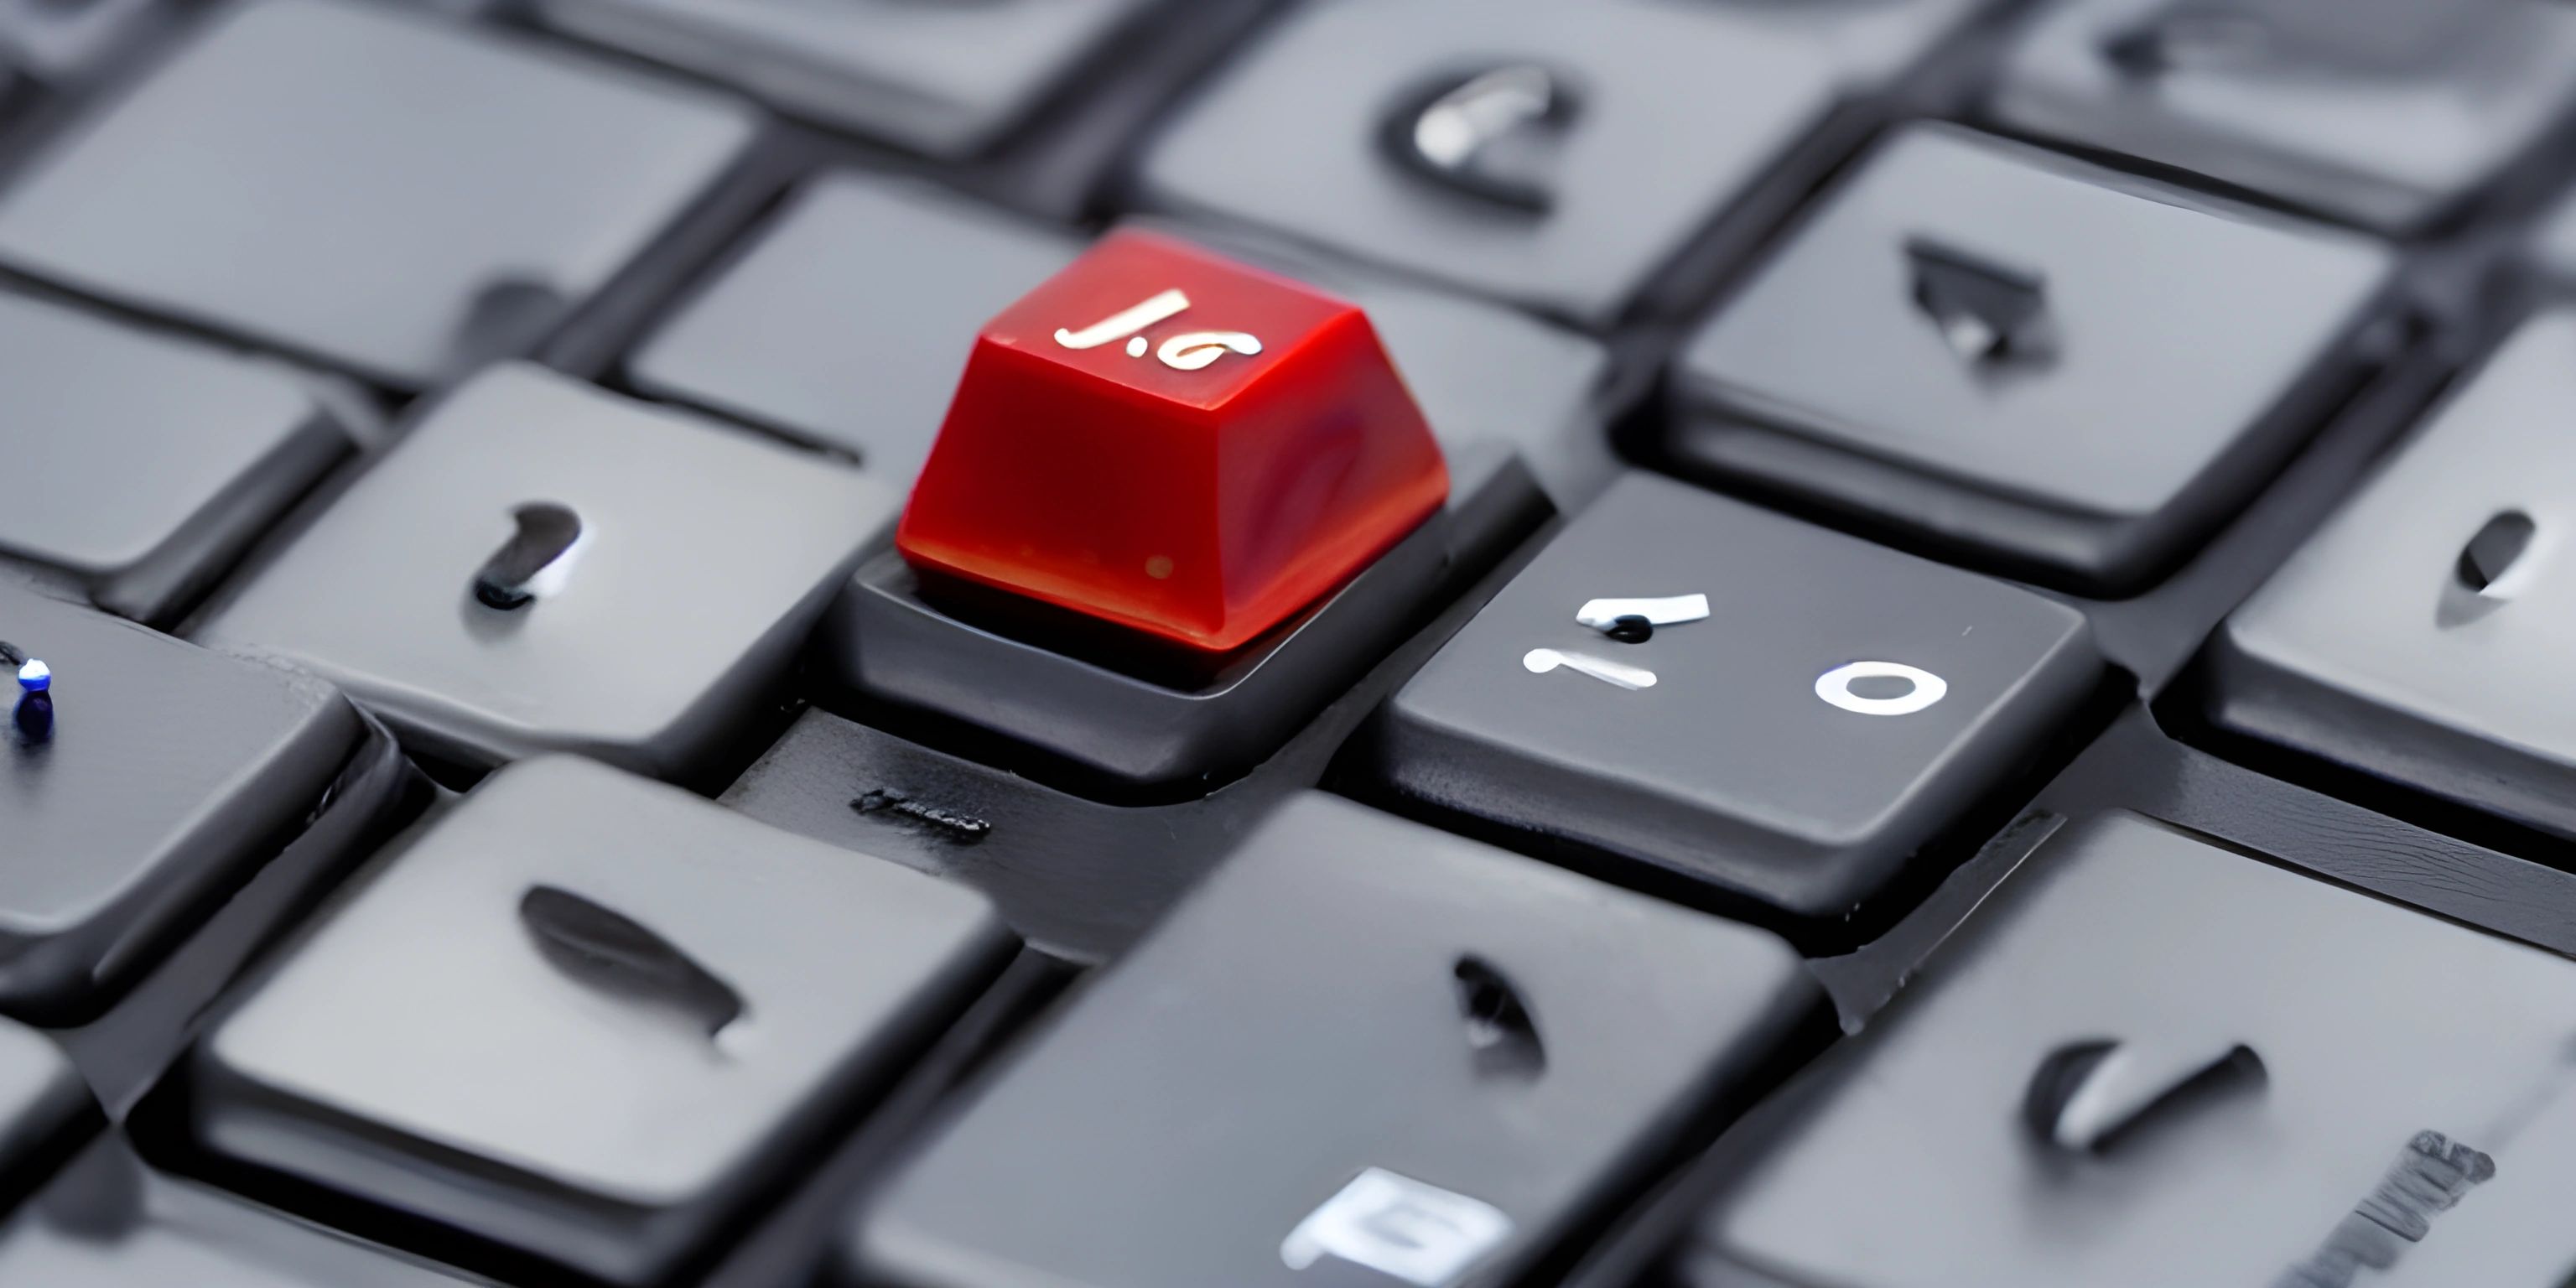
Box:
[1135,0,1842,328]
[1,582,360,1022]
[0,290,347,624]
[197,363,891,782]
[1670,126,2390,591]
[532,0,1156,157]
[1685,811,2576,1288]
[0,0,755,389]
[187,756,1015,1286]
[1379,472,2100,932]
[851,793,1818,1288]
[1989,0,2576,232]
[898,227,1446,654]
[2210,310,2576,842]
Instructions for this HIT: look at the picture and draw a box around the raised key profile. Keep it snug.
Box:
[897,228,1448,653]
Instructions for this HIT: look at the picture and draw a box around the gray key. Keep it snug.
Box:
[0,0,162,85]
[629,175,1083,482]
[632,187,1614,549]
[531,0,1154,158]
[2210,310,2576,843]
[189,756,1014,1287]
[1988,0,2576,233]
[0,291,349,625]
[1134,0,1842,329]
[1379,472,2100,932]
[1670,126,2392,592]
[850,793,1816,1288]
[2,581,361,1022]
[1685,811,2576,1288]
[196,363,892,782]
[1696,0,1989,86]
[0,0,756,390]
[0,1137,489,1286]
[0,1020,85,1202]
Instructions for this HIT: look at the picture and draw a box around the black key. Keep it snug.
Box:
[1989,0,2576,233]
[0,1020,87,1206]
[195,363,893,782]
[1669,125,2392,592]
[0,0,756,390]
[1134,0,1842,328]
[0,289,349,625]
[2208,311,2576,841]
[1376,473,2100,935]
[1678,811,2576,1287]
[529,0,1157,158]
[848,793,1818,1288]
[0,1137,486,1286]
[184,756,1015,1287]
[0,581,361,1022]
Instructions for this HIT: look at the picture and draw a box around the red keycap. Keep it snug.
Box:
[897,229,1449,653]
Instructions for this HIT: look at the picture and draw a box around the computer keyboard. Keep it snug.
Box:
[3,0,2576,1285]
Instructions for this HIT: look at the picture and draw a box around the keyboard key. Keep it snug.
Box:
[1,581,361,1022]
[1135,0,1842,329]
[849,793,1818,1288]
[2208,310,2576,842]
[825,226,1510,790]
[197,363,891,783]
[628,177,1613,555]
[530,0,1156,158]
[1669,126,2392,592]
[1702,0,1989,86]
[0,290,349,625]
[1376,472,2100,934]
[899,226,1446,654]
[185,756,1015,1287]
[0,0,755,390]
[1679,811,2576,1287]
[1988,0,2576,233]
[0,0,162,85]
[629,175,1080,481]
[0,1137,485,1286]
[0,1020,86,1205]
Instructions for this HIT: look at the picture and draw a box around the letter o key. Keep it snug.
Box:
[1815,661,1948,716]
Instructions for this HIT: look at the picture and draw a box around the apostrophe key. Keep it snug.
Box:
[830,228,1466,792]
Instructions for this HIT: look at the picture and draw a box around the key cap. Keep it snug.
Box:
[0,1021,86,1208]
[1375,473,2100,936]
[1698,0,1989,87]
[1678,811,2576,1288]
[0,0,162,85]
[1989,0,2576,234]
[1,581,361,1022]
[0,290,349,625]
[898,226,1446,653]
[0,1137,486,1286]
[1134,0,1842,329]
[0,0,755,390]
[2208,310,2576,843]
[530,0,1156,158]
[195,363,892,783]
[848,793,1819,1288]
[184,756,1015,1287]
[1669,126,2392,592]
[827,228,1474,790]
[628,176,1082,482]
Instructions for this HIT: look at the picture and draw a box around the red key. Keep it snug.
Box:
[897,228,1449,653]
